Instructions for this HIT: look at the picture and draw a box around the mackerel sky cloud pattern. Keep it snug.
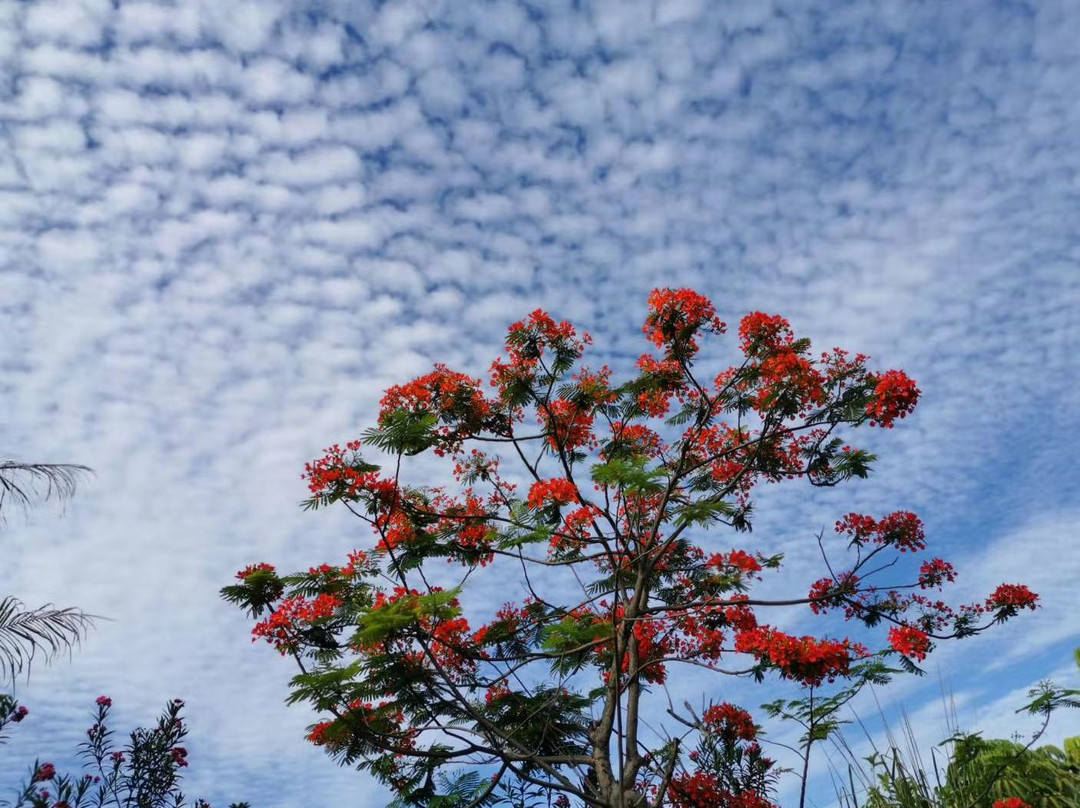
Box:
[1,0,1078,805]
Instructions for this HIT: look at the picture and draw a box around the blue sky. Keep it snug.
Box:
[1,0,1078,805]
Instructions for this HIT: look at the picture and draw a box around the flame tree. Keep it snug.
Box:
[224,289,1038,808]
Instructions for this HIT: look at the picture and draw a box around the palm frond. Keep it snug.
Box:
[0,596,96,684]
[0,461,93,518]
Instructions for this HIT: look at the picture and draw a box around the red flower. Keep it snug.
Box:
[307,720,335,745]
[670,771,777,808]
[527,478,579,509]
[993,799,1032,808]
[808,572,860,615]
[875,511,925,551]
[835,511,925,552]
[739,312,793,354]
[252,593,343,653]
[540,398,595,450]
[643,288,725,358]
[702,702,757,741]
[33,763,55,782]
[12,705,28,722]
[735,626,864,686]
[865,370,920,427]
[986,584,1038,611]
[888,625,931,661]
[718,550,763,575]
[918,559,956,589]
[235,562,275,580]
[95,695,112,707]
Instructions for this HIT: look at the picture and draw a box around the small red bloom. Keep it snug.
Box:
[95,695,112,707]
[235,563,275,580]
[993,799,1032,808]
[307,720,335,745]
[33,762,56,782]
[918,559,956,589]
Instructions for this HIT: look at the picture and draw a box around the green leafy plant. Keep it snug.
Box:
[832,649,1080,808]
[1,696,250,808]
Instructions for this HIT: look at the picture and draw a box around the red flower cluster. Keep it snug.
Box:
[993,799,1033,808]
[527,478,579,509]
[380,365,493,454]
[235,562,275,580]
[669,772,775,808]
[603,422,665,460]
[380,365,489,422]
[423,489,498,565]
[550,505,601,556]
[866,369,920,427]
[307,720,334,746]
[643,288,726,358]
[808,572,861,615]
[490,309,590,400]
[888,625,931,661]
[170,746,188,767]
[707,549,763,576]
[735,627,865,686]
[302,441,378,498]
[540,398,596,450]
[754,347,826,413]
[690,424,755,490]
[702,703,757,742]
[252,593,342,654]
[32,763,55,782]
[986,584,1039,611]
[738,312,793,355]
[341,550,369,577]
[918,558,957,589]
[572,366,617,407]
[628,616,672,684]
[835,511,925,552]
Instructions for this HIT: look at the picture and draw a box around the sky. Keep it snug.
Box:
[1,0,1078,805]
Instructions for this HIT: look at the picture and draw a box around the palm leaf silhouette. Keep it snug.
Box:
[0,596,95,684]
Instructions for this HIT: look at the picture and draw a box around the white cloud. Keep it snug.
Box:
[22,0,111,48]
[259,145,361,187]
